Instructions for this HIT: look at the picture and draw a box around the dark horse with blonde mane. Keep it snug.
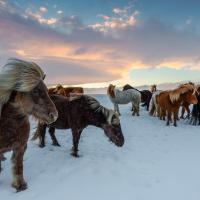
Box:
[123,84,152,111]
[32,94,124,157]
[157,83,198,126]
[0,59,58,192]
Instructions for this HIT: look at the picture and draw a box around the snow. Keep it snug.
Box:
[1,94,200,200]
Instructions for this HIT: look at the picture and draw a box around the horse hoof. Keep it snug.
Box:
[12,181,27,192]
[39,144,45,148]
[52,142,61,147]
[71,152,79,158]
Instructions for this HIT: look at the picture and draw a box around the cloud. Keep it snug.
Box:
[91,6,139,33]
[25,6,58,25]
[57,10,63,15]
[0,1,200,86]
[39,6,48,13]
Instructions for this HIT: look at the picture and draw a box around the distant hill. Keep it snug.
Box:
[47,80,200,94]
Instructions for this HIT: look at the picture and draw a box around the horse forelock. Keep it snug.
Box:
[0,58,45,114]
[107,110,120,125]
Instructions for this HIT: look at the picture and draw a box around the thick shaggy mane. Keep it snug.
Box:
[85,95,119,125]
[169,84,195,103]
[107,84,115,98]
[0,58,45,115]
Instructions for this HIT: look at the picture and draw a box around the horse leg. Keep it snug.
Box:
[49,127,60,146]
[185,105,190,119]
[180,106,185,119]
[137,102,140,116]
[11,145,27,192]
[166,111,171,126]
[71,129,82,157]
[115,104,121,115]
[0,153,6,173]
[38,124,47,148]
[156,104,160,118]
[114,104,119,115]
[173,109,179,127]
[146,98,151,111]
[132,103,136,116]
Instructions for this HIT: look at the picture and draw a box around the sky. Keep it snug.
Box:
[0,0,200,87]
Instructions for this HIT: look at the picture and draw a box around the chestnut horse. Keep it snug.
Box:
[64,87,84,97]
[32,94,124,157]
[0,59,58,191]
[157,84,198,126]
[48,84,67,96]
[48,85,84,97]
[122,84,152,110]
[180,82,195,119]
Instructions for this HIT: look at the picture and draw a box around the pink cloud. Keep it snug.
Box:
[0,2,200,86]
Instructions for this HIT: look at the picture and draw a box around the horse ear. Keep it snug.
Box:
[43,74,46,80]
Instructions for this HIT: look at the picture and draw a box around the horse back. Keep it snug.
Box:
[48,94,87,130]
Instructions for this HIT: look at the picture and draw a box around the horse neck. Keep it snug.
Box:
[9,92,29,116]
[1,93,27,121]
[88,106,107,128]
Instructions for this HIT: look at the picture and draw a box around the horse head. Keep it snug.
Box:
[102,110,124,147]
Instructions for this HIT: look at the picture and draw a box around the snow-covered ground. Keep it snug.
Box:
[1,94,200,200]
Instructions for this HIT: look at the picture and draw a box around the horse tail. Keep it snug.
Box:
[31,122,44,141]
[31,130,39,140]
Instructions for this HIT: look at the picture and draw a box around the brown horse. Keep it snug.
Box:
[0,59,58,191]
[157,84,198,126]
[32,94,124,157]
[48,84,67,96]
[48,85,84,97]
[64,86,84,97]
[179,82,195,119]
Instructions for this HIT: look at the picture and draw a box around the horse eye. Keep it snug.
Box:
[32,89,39,96]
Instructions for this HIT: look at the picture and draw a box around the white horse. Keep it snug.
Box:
[107,84,141,116]
[149,90,162,117]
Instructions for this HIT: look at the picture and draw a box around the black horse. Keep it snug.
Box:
[189,94,200,125]
[122,84,152,111]
[32,94,124,157]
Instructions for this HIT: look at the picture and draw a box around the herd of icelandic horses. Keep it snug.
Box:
[107,82,199,127]
[0,58,200,192]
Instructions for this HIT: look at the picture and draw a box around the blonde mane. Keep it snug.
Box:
[0,58,45,115]
[169,84,195,103]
